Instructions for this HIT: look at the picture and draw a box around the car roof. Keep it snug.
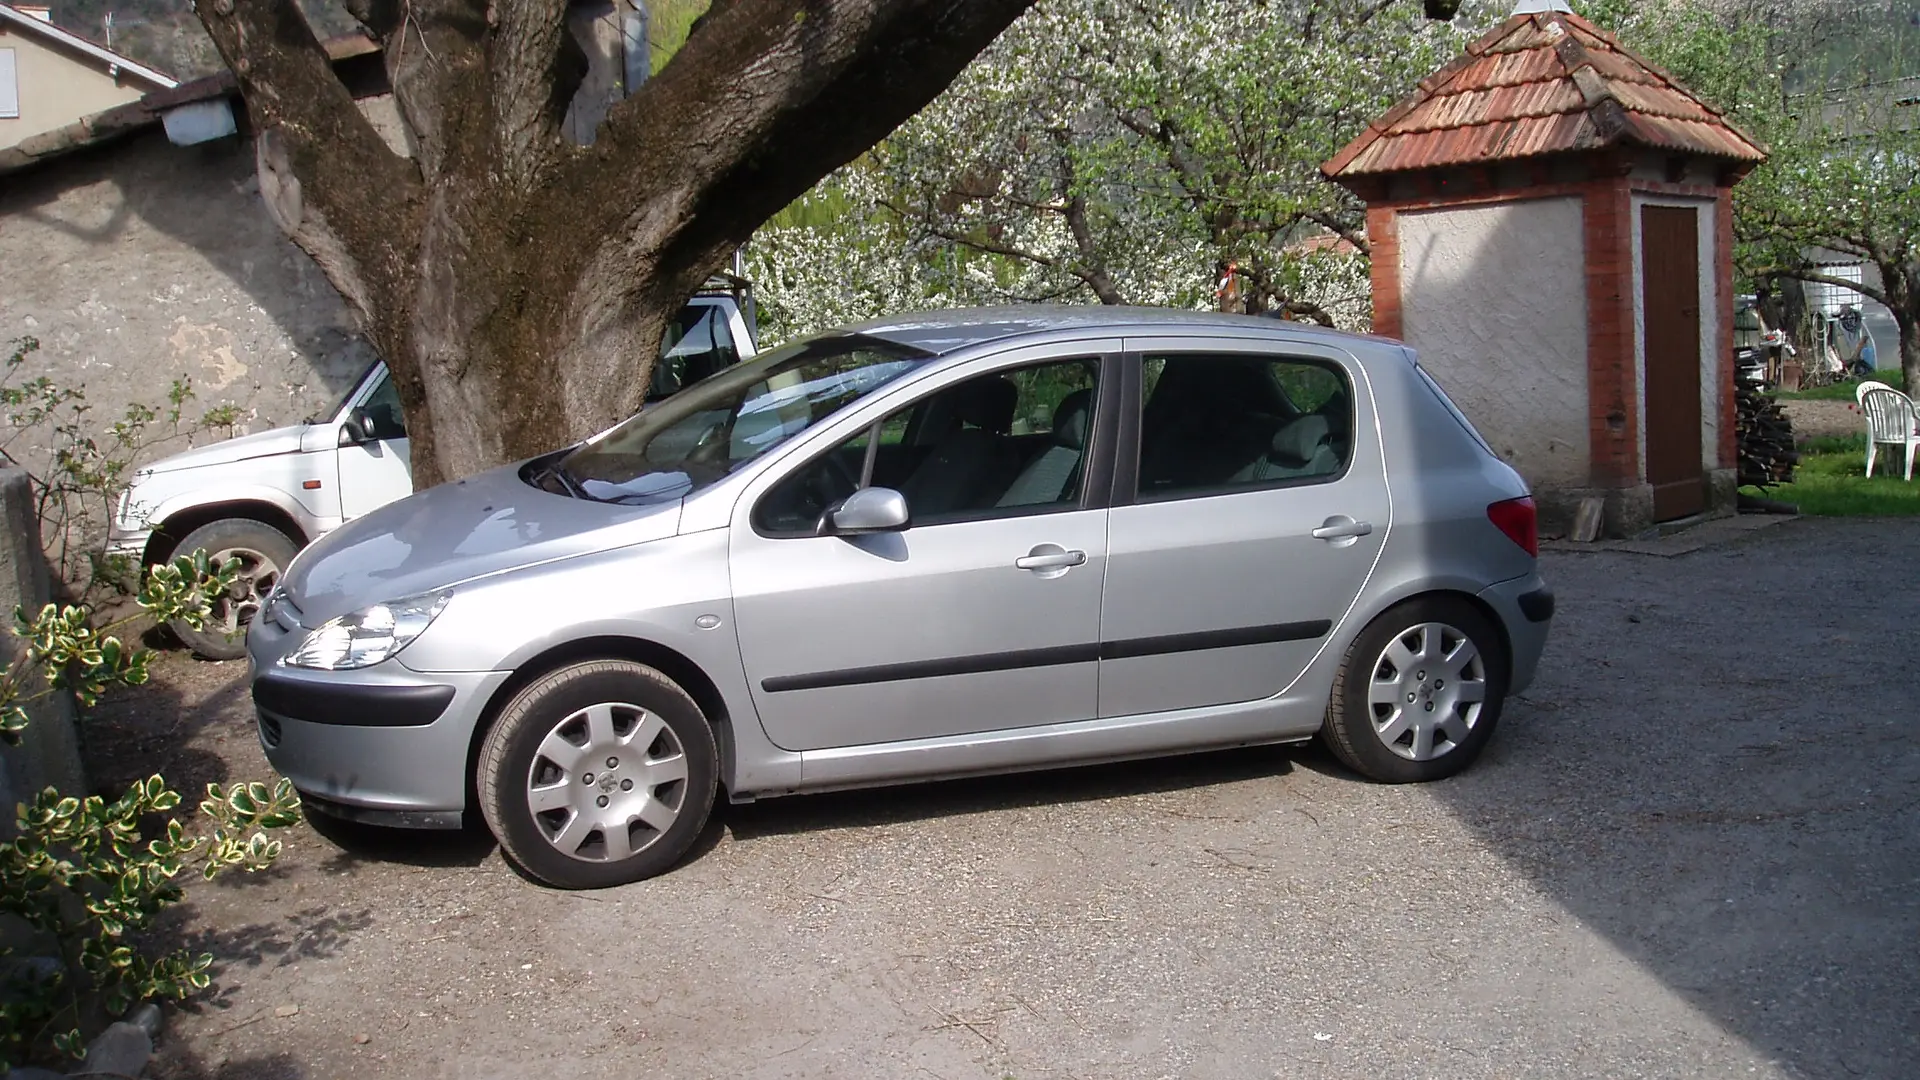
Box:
[841,305,1406,356]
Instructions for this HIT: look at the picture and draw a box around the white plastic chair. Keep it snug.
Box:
[1856,384,1920,480]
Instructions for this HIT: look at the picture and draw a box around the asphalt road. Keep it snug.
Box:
[117,516,1918,1080]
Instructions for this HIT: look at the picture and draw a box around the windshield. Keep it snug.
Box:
[309,361,380,424]
[554,334,931,504]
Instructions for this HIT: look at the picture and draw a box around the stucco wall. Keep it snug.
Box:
[0,26,149,148]
[1396,196,1591,487]
[1630,194,1720,475]
[0,129,374,478]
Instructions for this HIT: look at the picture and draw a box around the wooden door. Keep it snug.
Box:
[1641,205,1704,521]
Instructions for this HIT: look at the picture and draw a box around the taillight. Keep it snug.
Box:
[1487,496,1538,557]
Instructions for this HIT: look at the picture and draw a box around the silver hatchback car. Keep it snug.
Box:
[249,307,1552,889]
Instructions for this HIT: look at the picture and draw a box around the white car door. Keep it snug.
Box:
[335,366,413,520]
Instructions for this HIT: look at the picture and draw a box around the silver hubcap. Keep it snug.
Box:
[526,702,688,863]
[209,546,280,636]
[1366,621,1487,762]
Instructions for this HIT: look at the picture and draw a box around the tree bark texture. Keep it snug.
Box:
[193,0,1035,488]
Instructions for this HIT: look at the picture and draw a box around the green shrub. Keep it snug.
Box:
[0,553,301,1068]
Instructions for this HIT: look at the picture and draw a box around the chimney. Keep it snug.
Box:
[1512,0,1574,12]
[16,5,53,21]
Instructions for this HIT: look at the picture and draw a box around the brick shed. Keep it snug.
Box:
[1323,0,1766,538]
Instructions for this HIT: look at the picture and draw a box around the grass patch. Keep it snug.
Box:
[1747,431,1920,515]
[1773,369,1904,401]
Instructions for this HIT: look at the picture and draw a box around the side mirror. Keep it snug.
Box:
[820,487,910,536]
[337,407,375,446]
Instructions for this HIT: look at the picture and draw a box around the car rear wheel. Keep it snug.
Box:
[478,660,718,889]
[168,518,299,661]
[1320,597,1507,783]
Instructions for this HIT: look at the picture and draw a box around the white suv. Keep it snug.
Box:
[110,290,758,658]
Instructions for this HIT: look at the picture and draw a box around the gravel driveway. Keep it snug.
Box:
[89,517,1918,1080]
[1780,399,1864,443]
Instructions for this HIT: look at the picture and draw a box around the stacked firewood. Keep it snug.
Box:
[1736,382,1797,488]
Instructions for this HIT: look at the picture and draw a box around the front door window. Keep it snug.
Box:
[754,357,1100,535]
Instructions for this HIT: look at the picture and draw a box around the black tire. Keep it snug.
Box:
[478,660,718,889]
[167,518,300,661]
[1319,596,1508,784]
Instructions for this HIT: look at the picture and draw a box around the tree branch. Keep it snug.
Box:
[1305,209,1370,258]
[489,0,581,193]
[378,0,493,186]
[1051,127,1125,305]
[564,0,1036,305]
[193,0,425,332]
[889,199,1120,304]
[1761,265,1892,309]
[1334,0,1402,47]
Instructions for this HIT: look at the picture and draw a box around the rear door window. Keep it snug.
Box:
[1136,353,1352,499]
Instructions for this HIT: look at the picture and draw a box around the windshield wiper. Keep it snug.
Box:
[533,462,592,500]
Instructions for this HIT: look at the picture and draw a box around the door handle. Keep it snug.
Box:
[1015,548,1087,571]
[1311,517,1374,541]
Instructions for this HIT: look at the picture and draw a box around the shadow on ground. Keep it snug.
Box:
[1424,519,1920,1077]
[304,810,497,873]
[150,1049,308,1080]
[85,661,251,800]
[289,742,1294,886]
[723,743,1293,840]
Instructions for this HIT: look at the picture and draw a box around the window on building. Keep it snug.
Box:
[0,50,20,120]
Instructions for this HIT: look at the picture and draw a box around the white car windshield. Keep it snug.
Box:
[554,333,931,505]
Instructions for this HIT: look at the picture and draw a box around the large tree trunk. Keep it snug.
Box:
[1869,258,1919,395]
[1894,294,1919,397]
[196,0,1035,489]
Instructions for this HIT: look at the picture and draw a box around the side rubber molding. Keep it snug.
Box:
[253,673,456,728]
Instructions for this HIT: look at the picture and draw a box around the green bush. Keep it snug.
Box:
[2,334,242,602]
[0,553,301,1068]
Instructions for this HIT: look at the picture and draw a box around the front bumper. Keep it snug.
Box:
[1476,571,1553,696]
[247,605,510,828]
[106,524,150,561]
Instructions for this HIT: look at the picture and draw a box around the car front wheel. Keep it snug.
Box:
[478,660,718,889]
[1320,597,1508,783]
[168,518,299,661]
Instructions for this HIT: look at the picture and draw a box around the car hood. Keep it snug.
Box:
[281,463,683,625]
[142,424,310,474]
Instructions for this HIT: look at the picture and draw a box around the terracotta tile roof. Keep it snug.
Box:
[1285,230,1362,257]
[1323,10,1766,179]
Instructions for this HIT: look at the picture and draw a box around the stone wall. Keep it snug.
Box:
[0,127,375,480]
[0,468,84,825]
[1395,196,1593,488]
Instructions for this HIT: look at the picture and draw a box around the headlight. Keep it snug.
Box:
[282,591,450,670]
